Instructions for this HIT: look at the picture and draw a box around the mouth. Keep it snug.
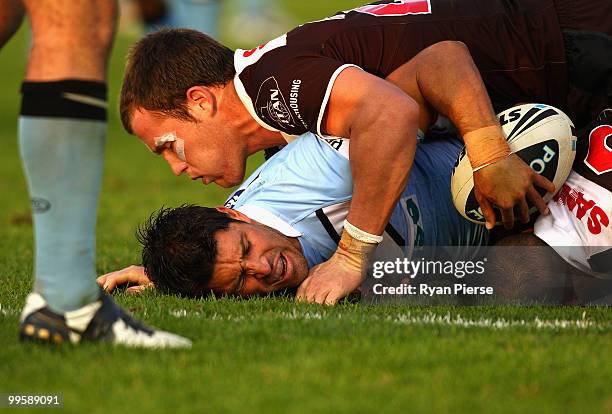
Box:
[270,253,288,285]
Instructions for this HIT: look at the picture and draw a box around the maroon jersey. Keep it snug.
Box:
[234,0,567,138]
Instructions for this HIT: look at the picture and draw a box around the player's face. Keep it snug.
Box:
[207,222,309,296]
[130,109,248,188]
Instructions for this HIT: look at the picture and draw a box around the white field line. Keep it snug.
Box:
[168,309,610,331]
[0,303,20,317]
[2,303,608,331]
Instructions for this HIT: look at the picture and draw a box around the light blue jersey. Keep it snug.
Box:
[225,133,488,268]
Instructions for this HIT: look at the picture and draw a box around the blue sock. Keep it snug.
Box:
[19,80,107,313]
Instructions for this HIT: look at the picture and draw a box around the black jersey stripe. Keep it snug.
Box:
[385,222,406,247]
[315,208,340,245]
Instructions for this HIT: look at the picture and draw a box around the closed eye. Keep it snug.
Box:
[236,273,246,295]
[233,234,250,295]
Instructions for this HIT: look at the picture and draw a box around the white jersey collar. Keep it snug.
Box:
[236,204,303,238]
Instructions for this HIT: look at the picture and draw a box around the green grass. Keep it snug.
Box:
[0,2,611,413]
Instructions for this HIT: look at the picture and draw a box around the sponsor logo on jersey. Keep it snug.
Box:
[31,197,51,213]
[347,0,432,17]
[402,195,424,249]
[234,34,288,74]
[225,189,245,209]
[584,124,612,175]
[323,138,344,151]
[289,80,307,129]
[255,77,296,129]
[243,42,268,58]
[554,184,610,235]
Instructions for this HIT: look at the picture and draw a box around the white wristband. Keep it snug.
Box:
[343,220,383,244]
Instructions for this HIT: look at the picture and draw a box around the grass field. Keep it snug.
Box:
[1,2,611,413]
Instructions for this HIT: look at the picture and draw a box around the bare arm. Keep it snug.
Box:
[296,68,419,304]
[298,41,554,304]
[0,0,25,49]
[324,67,420,235]
[388,41,499,136]
[387,41,554,229]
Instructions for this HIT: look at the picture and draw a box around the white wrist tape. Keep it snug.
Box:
[343,220,383,244]
[472,151,514,173]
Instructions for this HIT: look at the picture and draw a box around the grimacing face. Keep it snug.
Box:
[206,221,310,296]
[130,108,249,188]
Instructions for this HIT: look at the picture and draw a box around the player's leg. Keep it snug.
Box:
[18,0,190,347]
[570,273,612,305]
[486,233,573,304]
[0,0,25,49]
[20,0,117,314]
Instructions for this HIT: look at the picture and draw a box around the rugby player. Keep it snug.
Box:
[0,0,190,347]
[486,111,612,304]
[98,134,488,302]
[119,0,611,304]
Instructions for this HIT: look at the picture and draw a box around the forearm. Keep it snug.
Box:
[303,68,419,303]
[415,41,498,133]
[414,41,510,165]
[346,100,419,235]
[324,67,420,236]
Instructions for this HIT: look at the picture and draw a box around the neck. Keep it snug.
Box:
[224,79,287,154]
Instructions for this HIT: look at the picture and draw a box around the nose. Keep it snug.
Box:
[162,151,188,176]
[170,162,188,176]
[244,257,272,279]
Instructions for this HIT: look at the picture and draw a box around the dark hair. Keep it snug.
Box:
[137,205,239,297]
[120,28,235,133]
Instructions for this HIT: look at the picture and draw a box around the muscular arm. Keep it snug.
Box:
[296,68,418,304]
[324,67,420,234]
[298,41,552,304]
[387,41,501,150]
[387,41,554,229]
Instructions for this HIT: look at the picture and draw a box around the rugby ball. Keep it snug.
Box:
[451,103,576,225]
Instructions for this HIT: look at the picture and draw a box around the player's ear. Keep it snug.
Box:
[186,86,216,117]
[215,206,252,223]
